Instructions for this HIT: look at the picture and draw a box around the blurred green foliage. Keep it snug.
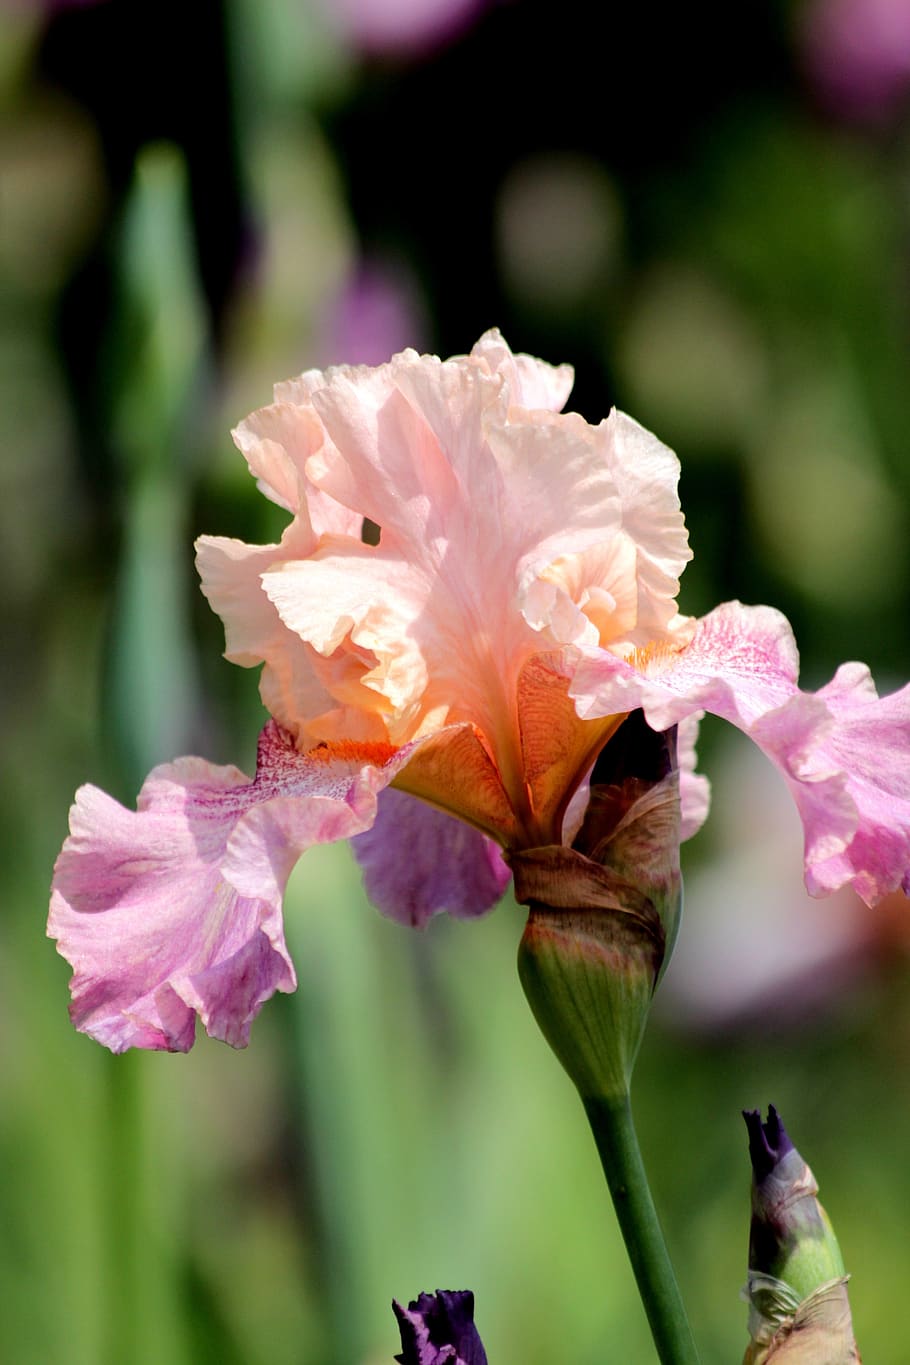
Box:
[1,1,909,1362]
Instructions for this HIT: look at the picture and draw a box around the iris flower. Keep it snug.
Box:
[49,331,910,1052]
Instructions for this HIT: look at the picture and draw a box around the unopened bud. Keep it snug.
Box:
[742,1106,860,1364]
[512,713,681,1101]
[392,1289,487,1365]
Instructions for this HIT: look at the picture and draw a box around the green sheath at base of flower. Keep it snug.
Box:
[516,889,662,1101]
[742,1108,861,1364]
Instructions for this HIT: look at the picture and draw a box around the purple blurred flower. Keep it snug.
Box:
[316,259,427,368]
[393,1290,488,1365]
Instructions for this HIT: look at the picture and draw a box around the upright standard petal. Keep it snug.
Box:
[570,601,910,903]
[49,723,405,1052]
[199,332,688,839]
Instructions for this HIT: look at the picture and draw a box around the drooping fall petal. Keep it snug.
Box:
[49,723,406,1052]
[571,600,910,904]
[770,660,910,903]
[351,788,511,927]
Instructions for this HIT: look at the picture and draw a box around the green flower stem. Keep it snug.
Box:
[583,1093,700,1365]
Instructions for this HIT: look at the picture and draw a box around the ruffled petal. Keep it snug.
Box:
[759,662,910,903]
[49,723,405,1053]
[231,400,362,537]
[292,343,628,775]
[469,326,574,412]
[196,532,388,747]
[571,601,801,733]
[351,789,511,927]
[261,537,432,736]
[201,335,692,838]
[677,712,711,842]
[519,411,692,653]
[571,601,910,902]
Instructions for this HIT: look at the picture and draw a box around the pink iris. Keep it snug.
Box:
[49,331,910,1052]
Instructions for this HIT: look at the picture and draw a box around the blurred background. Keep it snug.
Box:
[2,0,910,1360]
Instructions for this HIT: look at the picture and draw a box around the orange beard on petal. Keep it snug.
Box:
[303,737,399,768]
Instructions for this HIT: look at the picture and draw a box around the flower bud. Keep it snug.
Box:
[512,713,681,1101]
[742,1106,860,1364]
[392,1289,487,1365]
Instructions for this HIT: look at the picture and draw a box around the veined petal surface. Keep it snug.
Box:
[49,723,407,1051]
[571,601,910,903]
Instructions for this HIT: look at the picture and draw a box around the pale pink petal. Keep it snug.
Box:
[231,403,313,514]
[196,525,317,669]
[571,601,910,903]
[520,411,692,652]
[49,723,407,1053]
[231,401,363,536]
[282,348,629,782]
[203,334,693,832]
[196,529,392,747]
[262,539,431,737]
[469,326,574,412]
[603,411,693,642]
[350,788,511,926]
[677,712,711,842]
[756,663,910,903]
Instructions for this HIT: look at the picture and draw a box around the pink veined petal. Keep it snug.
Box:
[571,601,910,903]
[48,723,408,1053]
[350,787,512,927]
[571,601,802,734]
[755,662,910,904]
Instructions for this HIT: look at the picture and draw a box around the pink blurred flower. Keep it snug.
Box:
[801,0,910,123]
[49,331,910,1051]
[317,0,490,59]
[656,737,909,1033]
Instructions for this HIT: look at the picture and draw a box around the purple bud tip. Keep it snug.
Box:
[392,1289,488,1365]
[743,1104,795,1182]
